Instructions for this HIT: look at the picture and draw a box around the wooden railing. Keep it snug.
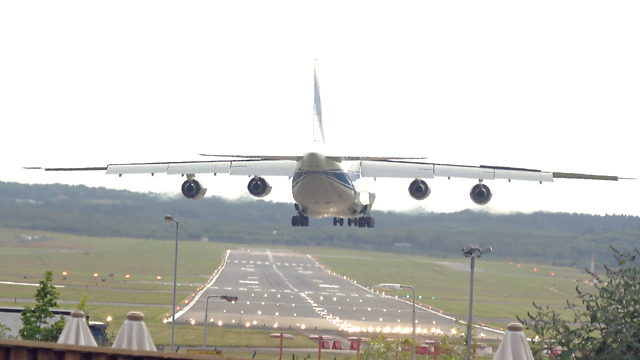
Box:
[0,339,249,360]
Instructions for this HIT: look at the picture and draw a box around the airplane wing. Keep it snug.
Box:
[28,156,628,182]
[29,159,299,177]
[358,160,627,182]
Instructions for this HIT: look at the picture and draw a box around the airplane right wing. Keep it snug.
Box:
[30,158,300,200]
[35,159,299,178]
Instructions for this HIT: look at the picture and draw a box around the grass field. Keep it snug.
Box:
[0,227,589,357]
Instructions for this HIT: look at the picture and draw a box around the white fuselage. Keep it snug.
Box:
[292,152,363,218]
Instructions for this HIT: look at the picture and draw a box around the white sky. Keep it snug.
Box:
[1,1,638,216]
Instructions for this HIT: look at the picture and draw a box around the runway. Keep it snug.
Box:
[175,248,503,339]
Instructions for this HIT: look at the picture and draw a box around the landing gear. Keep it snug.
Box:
[332,217,345,226]
[292,204,309,227]
[292,215,309,227]
[345,216,374,228]
[359,216,375,228]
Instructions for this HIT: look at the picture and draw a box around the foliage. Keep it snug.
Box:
[19,270,65,341]
[360,322,473,360]
[76,293,88,312]
[427,320,475,360]
[0,323,11,339]
[1,181,639,267]
[519,246,640,359]
[360,334,413,360]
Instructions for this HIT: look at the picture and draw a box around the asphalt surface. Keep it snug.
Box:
[174,248,504,340]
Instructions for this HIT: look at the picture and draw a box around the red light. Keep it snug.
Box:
[156,275,162,280]
[62,271,68,276]
[93,273,99,277]
[125,274,131,279]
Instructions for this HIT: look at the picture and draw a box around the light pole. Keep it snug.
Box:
[378,283,416,360]
[164,215,179,353]
[462,244,492,360]
[204,295,238,348]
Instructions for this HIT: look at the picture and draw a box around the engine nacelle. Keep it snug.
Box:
[248,176,272,198]
[408,179,431,200]
[181,179,207,200]
[470,183,492,205]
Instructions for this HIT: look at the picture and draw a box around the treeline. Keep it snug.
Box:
[1,181,638,269]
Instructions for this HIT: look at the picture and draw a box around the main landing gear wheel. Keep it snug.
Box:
[348,216,375,228]
[291,204,309,227]
[291,215,309,227]
[333,217,345,226]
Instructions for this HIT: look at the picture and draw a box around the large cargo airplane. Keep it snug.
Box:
[28,61,629,228]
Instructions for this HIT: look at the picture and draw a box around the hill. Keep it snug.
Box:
[1,181,638,270]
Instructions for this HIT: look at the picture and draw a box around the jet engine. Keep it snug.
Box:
[470,183,492,205]
[248,176,272,198]
[408,179,431,200]
[181,179,207,200]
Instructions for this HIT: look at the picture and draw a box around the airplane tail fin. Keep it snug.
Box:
[313,59,326,144]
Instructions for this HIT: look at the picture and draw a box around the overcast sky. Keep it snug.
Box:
[1,1,638,216]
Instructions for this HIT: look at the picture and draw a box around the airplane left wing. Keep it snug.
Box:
[359,160,626,182]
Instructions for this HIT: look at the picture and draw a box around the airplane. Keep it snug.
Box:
[28,61,630,228]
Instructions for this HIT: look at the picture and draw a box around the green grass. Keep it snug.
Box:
[306,247,587,327]
[0,227,588,352]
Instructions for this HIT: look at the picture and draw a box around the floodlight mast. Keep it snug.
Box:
[462,243,492,360]
[204,295,238,348]
[378,283,416,360]
[164,215,179,353]
[378,283,403,290]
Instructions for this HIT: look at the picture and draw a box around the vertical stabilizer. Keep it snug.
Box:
[313,59,326,144]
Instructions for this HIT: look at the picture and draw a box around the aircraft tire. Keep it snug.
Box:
[291,216,299,227]
[367,217,375,228]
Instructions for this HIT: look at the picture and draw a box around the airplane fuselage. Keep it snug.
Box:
[292,152,362,218]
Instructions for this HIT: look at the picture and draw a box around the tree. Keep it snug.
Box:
[19,270,65,341]
[77,293,88,312]
[519,246,640,359]
[360,334,413,360]
[0,323,11,339]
